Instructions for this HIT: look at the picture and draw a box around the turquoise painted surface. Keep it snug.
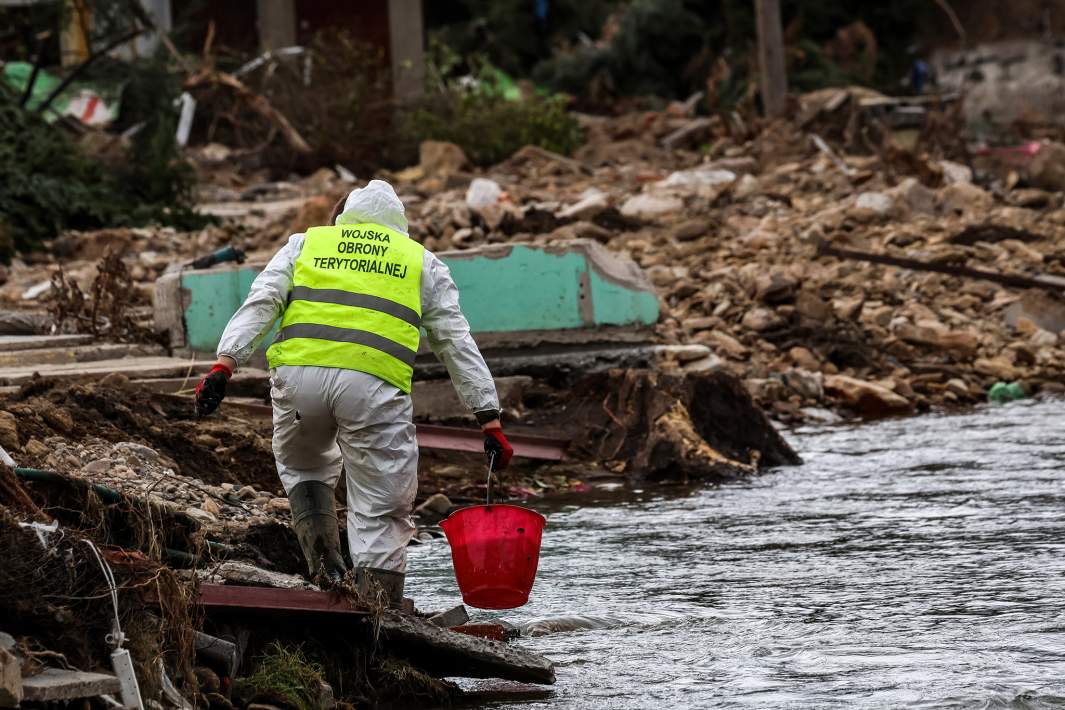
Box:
[180,246,659,352]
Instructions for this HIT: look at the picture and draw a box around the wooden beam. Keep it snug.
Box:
[754,0,788,117]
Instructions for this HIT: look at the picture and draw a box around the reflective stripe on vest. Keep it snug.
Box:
[266,223,424,393]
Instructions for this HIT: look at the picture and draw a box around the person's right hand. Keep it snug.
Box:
[195,362,232,416]
[483,425,514,472]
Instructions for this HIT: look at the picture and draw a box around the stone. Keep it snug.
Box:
[415,493,453,518]
[267,497,290,513]
[974,357,1021,380]
[194,666,221,694]
[41,407,74,433]
[0,412,17,452]
[1003,291,1065,335]
[733,173,760,200]
[939,182,993,216]
[185,507,217,524]
[201,498,221,516]
[1030,329,1058,347]
[706,331,749,359]
[824,375,912,417]
[945,378,970,397]
[660,168,736,189]
[795,291,833,322]
[754,271,798,304]
[938,159,973,185]
[429,604,471,628]
[0,648,20,707]
[620,193,683,218]
[782,369,824,400]
[741,308,784,332]
[237,485,257,500]
[788,346,821,370]
[833,295,864,320]
[81,459,112,474]
[682,316,716,331]
[888,177,936,215]
[419,141,468,177]
[853,191,894,216]
[671,219,708,241]
[23,439,48,458]
[1027,141,1065,192]
[894,324,978,356]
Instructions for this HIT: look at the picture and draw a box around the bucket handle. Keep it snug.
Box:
[485,451,496,505]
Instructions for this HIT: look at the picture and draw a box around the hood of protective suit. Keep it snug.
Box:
[336,180,408,235]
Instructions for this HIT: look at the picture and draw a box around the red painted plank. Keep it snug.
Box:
[417,425,568,461]
[197,584,368,616]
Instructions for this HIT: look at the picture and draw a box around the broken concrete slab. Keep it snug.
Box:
[428,604,470,628]
[0,357,214,386]
[0,334,93,352]
[377,611,555,685]
[21,669,121,702]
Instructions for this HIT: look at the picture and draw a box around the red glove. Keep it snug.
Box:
[483,426,514,472]
[195,363,232,416]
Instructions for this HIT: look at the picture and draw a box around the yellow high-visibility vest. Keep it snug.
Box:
[266,223,424,392]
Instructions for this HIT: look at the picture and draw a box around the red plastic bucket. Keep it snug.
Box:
[440,504,546,609]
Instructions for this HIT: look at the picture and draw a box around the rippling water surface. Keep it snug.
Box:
[407,399,1065,708]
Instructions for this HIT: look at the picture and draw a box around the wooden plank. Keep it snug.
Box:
[21,669,121,701]
[0,357,213,386]
[198,584,369,616]
[0,334,93,352]
[0,343,161,368]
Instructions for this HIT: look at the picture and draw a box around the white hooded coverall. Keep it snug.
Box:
[216,180,499,572]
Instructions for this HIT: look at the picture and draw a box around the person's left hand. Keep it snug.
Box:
[483,425,514,472]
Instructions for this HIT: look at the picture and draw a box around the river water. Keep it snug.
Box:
[407,399,1065,708]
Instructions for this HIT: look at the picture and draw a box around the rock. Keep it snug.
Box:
[974,357,1020,380]
[414,493,453,523]
[465,178,503,209]
[42,407,74,433]
[1003,291,1065,335]
[558,191,608,220]
[706,331,749,359]
[938,159,973,185]
[267,497,290,513]
[833,296,864,320]
[186,507,217,524]
[23,439,49,458]
[0,412,17,452]
[894,324,978,356]
[888,177,936,215]
[201,498,221,516]
[853,191,894,216]
[824,375,912,417]
[660,168,735,190]
[782,368,824,400]
[788,346,821,370]
[0,647,20,707]
[754,271,798,304]
[1030,328,1058,347]
[945,378,970,397]
[733,174,760,200]
[419,141,468,177]
[620,193,683,218]
[671,219,708,241]
[287,195,335,237]
[741,308,784,332]
[1027,141,1065,192]
[795,291,833,322]
[237,485,257,500]
[939,182,993,216]
[81,459,112,474]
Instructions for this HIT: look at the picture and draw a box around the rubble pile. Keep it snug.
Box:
[385,96,1065,422]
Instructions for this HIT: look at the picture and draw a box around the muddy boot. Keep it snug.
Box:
[289,481,348,586]
[354,566,405,609]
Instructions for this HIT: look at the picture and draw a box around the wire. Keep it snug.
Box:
[82,539,126,650]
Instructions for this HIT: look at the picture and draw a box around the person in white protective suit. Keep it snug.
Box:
[194,180,514,604]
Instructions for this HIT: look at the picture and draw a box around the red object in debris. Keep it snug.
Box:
[449,623,508,642]
[440,504,545,610]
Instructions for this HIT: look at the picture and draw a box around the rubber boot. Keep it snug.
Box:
[355,566,406,609]
[289,481,348,586]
